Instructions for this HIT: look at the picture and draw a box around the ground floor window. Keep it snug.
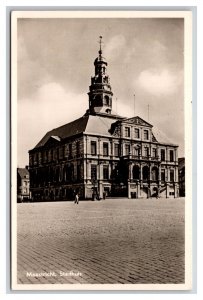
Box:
[77,164,81,180]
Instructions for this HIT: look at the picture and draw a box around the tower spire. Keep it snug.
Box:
[98,35,103,55]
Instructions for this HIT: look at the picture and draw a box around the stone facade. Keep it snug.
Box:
[29,38,179,201]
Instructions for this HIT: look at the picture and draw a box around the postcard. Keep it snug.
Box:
[11,10,193,290]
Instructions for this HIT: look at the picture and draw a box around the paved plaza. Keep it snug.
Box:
[17,198,185,285]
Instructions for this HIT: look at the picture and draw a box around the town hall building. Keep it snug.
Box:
[28,37,179,201]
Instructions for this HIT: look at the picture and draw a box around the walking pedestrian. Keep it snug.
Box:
[74,192,79,204]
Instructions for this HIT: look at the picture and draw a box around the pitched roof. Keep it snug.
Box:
[17,168,29,178]
[152,126,178,146]
[32,113,177,150]
[32,114,122,149]
[34,115,89,149]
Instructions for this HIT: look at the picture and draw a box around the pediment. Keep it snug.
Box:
[122,116,153,127]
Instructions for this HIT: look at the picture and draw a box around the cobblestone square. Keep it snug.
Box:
[17,198,185,285]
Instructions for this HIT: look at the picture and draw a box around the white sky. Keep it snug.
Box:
[17,17,184,167]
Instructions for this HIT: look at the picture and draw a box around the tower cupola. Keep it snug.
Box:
[88,36,113,115]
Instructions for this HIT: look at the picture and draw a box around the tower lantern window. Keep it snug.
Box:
[104,95,109,106]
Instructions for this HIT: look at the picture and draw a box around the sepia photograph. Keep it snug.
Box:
[11,10,192,290]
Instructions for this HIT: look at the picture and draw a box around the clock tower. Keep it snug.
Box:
[88,36,113,115]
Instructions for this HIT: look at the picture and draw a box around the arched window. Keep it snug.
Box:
[133,165,140,180]
[152,167,158,181]
[143,166,149,181]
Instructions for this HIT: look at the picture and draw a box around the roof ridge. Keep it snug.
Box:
[51,114,88,132]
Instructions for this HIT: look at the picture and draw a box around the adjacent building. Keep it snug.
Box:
[17,167,30,202]
[178,157,185,197]
[28,38,179,201]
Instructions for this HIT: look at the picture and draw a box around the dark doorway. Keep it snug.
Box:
[133,165,140,180]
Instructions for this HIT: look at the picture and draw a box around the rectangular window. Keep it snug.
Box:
[77,164,81,180]
[57,148,59,160]
[103,165,109,180]
[114,144,120,157]
[69,144,72,158]
[103,142,109,156]
[63,145,66,158]
[45,151,48,163]
[152,148,157,157]
[43,152,46,163]
[161,169,165,181]
[59,147,63,160]
[125,127,130,137]
[91,164,97,180]
[134,148,139,156]
[35,153,39,164]
[134,128,140,139]
[144,147,149,157]
[144,130,149,140]
[49,149,54,161]
[161,149,165,161]
[29,155,33,166]
[170,150,174,162]
[76,141,80,157]
[125,144,130,156]
[91,141,97,155]
[170,169,174,182]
